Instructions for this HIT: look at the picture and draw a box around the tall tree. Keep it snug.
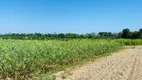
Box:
[122,28,130,38]
[139,28,142,33]
[139,28,142,38]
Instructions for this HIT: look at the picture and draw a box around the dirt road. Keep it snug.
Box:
[56,46,142,80]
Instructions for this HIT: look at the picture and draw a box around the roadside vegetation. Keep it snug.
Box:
[0,39,122,79]
[115,39,142,45]
[0,28,142,79]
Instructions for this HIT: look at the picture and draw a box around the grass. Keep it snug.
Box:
[0,39,142,79]
[0,39,122,79]
[115,39,142,46]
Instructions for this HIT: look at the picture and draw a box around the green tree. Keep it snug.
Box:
[122,28,130,38]
[139,28,142,33]
[139,28,142,38]
[131,31,141,39]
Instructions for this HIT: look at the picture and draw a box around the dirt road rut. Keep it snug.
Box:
[56,46,142,80]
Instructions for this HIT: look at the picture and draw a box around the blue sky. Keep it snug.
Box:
[0,0,142,33]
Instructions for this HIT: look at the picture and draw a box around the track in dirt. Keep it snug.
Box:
[56,46,142,80]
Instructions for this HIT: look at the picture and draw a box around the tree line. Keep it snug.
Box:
[0,28,142,40]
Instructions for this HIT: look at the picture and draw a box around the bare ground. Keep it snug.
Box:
[55,46,142,80]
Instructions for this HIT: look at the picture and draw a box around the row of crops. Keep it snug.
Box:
[0,39,141,79]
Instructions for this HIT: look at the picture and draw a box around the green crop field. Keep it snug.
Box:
[0,39,141,79]
[115,39,142,45]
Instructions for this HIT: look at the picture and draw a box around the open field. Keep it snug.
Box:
[56,46,142,80]
[0,39,141,79]
[0,39,121,79]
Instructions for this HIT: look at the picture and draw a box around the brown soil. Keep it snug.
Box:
[56,46,142,80]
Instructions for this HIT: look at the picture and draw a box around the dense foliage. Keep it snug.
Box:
[0,28,141,79]
[0,39,121,79]
[0,28,142,40]
[115,39,142,45]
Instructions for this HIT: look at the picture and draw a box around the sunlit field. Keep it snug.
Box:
[0,39,142,79]
[115,39,142,45]
[0,39,123,79]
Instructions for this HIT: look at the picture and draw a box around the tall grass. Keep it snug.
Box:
[0,39,121,79]
[115,39,142,45]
